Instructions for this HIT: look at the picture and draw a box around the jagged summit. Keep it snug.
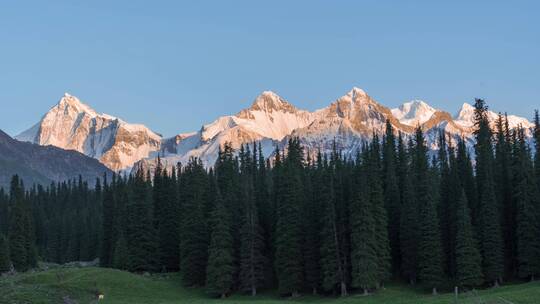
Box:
[16,93,161,171]
[16,89,534,172]
[392,100,437,126]
[247,90,298,114]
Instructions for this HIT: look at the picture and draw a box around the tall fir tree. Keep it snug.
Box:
[400,138,418,284]
[125,168,158,272]
[179,158,209,287]
[455,190,483,288]
[239,144,266,296]
[274,139,304,296]
[100,175,115,268]
[206,194,234,298]
[413,128,444,294]
[512,128,540,280]
[350,180,378,295]
[473,99,504,286]
[382,120,401,275]
[8,176,36,272]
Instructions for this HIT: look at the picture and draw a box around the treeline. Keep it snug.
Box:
[1,99,540,298]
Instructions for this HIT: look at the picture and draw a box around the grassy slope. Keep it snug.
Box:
[1,267,539,304]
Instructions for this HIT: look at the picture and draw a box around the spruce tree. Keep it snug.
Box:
[368,136,391,286]
[382,120,401,274]
[400,140,418,284]
[350,189,378,295]
[206,195,234,298]
[8,176,36,272]
[513,128,540,280]
[125,168,158,272]
[100,175,115,268]
[534,110,540,191]
[274,139,304,296]
[473,99,504,286]
[0,234,10,273]
[179,158,209,287]
[455,190,483,288]
[239,146,266,296]
[413,128,444,294]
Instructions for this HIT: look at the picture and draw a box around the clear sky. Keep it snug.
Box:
[1,1,538,137]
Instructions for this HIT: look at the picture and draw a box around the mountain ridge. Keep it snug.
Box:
[15,88,535,171]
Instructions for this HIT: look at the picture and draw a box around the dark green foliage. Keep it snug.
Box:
[513,128,540,279]
[206,196,234,298]
[350,190,378,293]
[274,139,304,296]
[473,99,504,285]
[179,158,209,287]
[8,175,36,272]
[455,190,483,287]
[413,128,444,290]
[382,120,401,275]
[125,168,158,272]
[101,176,115,267]
[3,99,540,298]
[113,232,130,271]
[0,234,10,273]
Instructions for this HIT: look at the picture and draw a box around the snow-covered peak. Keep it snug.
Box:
[248,90,297,113]
[16,93,162,171]
[453,102,534,129]
[392,100,437,126]
[56,93,98,117]
[350,87,368,98]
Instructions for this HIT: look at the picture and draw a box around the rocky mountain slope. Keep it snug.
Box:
[16,93,161,171]
[16,88,535,172]
[0,130,112,189]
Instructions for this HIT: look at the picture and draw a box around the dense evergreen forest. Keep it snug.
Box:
[1,99,540,298]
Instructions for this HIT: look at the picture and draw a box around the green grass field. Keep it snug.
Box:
[1,267,539,304]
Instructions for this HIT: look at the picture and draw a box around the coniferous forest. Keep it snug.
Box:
[1,99,540,298]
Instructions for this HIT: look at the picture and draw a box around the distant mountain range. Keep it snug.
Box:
[0,130,112,189]
[14,88,535,172]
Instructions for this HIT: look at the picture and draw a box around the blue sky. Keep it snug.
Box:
[1,1,538,137]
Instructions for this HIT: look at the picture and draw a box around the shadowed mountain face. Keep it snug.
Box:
[0,130,112,189]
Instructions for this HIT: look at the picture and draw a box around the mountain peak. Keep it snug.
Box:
[57,93,97,116]
[350,87,368,98]
[248,90,296,113]
[391,100,437,126]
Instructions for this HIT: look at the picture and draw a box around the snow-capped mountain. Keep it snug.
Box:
[16,88,535,172]
[16,93,161,171]
[392,100,437,127]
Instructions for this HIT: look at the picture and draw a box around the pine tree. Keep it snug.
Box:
[350,189,378,295]
[368,136,392,287]
[413,128,444,294]
[494,114,516,278]
[473,99,504,286]
[534,110,540,191]
[382,120,401,274]
[8,175,36,272]
[125,168,158,272]
[0,234,11,273]
[179,158,209,287]
[400,140,418,284]
[455,190,483,288]
[206,196,234,298]
[513,128,540,280]
[274,139,304,296]
[100,175,115,268]
[239,145,266,296]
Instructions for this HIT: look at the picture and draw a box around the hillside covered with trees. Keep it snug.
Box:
[1,99,539,299]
